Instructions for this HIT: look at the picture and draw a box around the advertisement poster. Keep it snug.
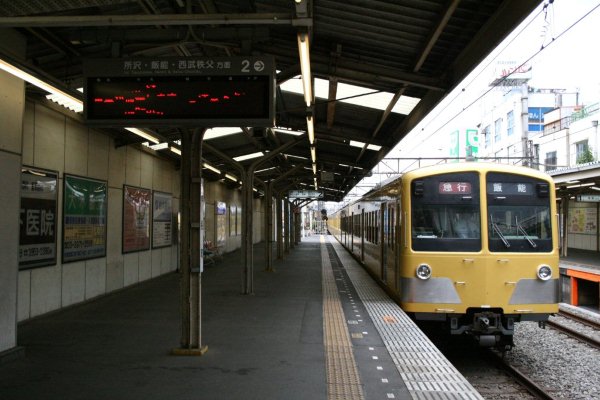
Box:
[19,167,58,269]
[152,191,172,248]
[216,201,226,246]
[63,175,107,262]
[123,185,151,253]
[568,207,597,234]
[229,205,236,236]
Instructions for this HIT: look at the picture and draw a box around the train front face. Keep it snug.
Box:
[400,165,559,348]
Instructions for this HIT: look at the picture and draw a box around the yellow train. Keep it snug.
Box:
[328,162,559,349]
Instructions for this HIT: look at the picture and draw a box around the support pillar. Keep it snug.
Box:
[173,128,207,356]
[276,194,283,259]
[284,199,290,253]
[264,183,274,272]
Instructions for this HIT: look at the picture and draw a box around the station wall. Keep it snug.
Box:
[0,29,26,354]
[17,100,181,321]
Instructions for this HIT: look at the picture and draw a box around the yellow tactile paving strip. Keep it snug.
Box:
[328,236,484,400]
[321,236,365,400]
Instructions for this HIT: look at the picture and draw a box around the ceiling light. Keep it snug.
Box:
[126,127,159,144]
[312,163,317,174]
[273,127,305,136]
[297,33,312,107]
[310,146,316,163]
[233,152,264,162]
[349,140,366,148]
[169,146,181,155]
[0,57,83,111]
[307,116,315,145]
[285,153,308,160]
[225,173,238,182]
[591,186,600,191]
[204,127,242,140]
[566,182,595,188]
[202,163,221,174]
[146,142,169,150]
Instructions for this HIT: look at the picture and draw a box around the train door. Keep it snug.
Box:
[350,212,354,252]
[395,199,402,293]
[381,203,387,282]
[361,208,365,261]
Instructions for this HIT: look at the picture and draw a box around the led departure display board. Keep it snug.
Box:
[84,57,275,127]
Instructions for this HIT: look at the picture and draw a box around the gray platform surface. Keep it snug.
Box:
[0,240,326,400]
[0,236,482,400]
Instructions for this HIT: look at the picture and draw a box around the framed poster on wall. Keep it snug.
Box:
[229,205,236,237]
[152,191,172,248]
[62,174,107,263]
[216,201,226,246]
[19,166,58,269]
[123,185,151,253]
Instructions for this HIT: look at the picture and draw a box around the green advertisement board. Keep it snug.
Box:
[62,174,108,262]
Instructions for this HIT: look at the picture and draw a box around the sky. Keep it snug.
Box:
[339,0,600,203]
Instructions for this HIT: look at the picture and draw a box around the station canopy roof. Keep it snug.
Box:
[0,0,539,201]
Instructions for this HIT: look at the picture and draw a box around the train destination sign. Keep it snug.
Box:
[83,57,275,127]
[289,190,324,199]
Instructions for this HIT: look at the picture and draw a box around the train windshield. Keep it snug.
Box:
[411,172,481,252]
[487,172,553,253]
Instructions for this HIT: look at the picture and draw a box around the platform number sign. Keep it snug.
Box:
[84,56,275,127]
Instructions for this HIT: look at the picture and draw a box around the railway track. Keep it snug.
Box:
[546,310,600,350]
[430,335,558,400]
[485,350,558,400]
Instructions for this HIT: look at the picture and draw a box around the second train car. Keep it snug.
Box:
[328,162,559,349]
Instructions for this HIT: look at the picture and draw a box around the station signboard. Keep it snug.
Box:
[83,56,275,127]
[577,194,600,202]
[289,190,324,199]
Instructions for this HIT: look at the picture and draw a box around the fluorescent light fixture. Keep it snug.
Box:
[256,166,277,173]
[169,146,181,155]
[202,163,221,174]
[125,127,160,144]
[349,140,366,148]
[0,58,83,112]
[310,146,316,163]
[591,186,600,191]
[312,163,317,174]
[566,182,595,189]
[233,151,264,162]
[46,87,84,112]
[225,173,238,182]
[273,127,305,136]
[307,116,315,145]
[566,180,580,184]
[284,153,308,160]
[204,127,242,140]
[145,142,169,150]
[297,33,312,107]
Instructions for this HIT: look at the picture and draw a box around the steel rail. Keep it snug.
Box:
[486,350,559,400]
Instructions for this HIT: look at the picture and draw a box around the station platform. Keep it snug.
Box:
[0,235,481,400]
[560,248,600,273]
[559,248,600,312]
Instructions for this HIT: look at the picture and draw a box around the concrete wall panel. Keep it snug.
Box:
[138,250,152,282]
[30,265,61,318]
[65,119,88,176]
[85,258,106,300]
[108,145,126,188]
[34,106,65,172]
[17,271,30,322]
[123,252,139,287]
[61,261,85,307]
[87,129,109,180]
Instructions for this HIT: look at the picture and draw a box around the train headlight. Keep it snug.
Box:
[416,263,432,280]
[537,265,552,281]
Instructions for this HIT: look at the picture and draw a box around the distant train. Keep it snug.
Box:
[328,162,559,349]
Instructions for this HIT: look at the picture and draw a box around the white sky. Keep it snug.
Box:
[339,0,600,203]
